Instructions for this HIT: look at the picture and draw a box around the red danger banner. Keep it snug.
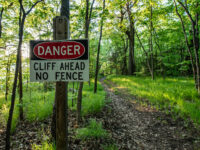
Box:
[30,39,89,82]
[33,41,85,59]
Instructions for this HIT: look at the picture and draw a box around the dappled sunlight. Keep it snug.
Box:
[116,86,127,89]
[106,75,200,125]
[0,95,4,99]
[135,104,158,113]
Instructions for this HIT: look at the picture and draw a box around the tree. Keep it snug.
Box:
[5,0,43,149]
[77,0,95,125]
[173,0,200,92]
[94,0,106,93]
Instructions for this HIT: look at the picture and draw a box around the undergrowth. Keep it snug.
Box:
[0,80,106,133]
[76,119,108,140]
[68,80,106,116]
[105,75,200,126]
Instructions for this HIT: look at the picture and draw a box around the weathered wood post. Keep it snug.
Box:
[53,16,68,150]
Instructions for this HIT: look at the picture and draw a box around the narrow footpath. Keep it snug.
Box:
[96,79,200,150]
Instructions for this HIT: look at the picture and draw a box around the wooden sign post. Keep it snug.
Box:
[30,17,88,150]
[53,16,68,150]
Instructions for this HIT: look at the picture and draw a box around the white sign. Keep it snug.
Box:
[30,40,89,82]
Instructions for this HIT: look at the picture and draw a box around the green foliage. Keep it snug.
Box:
[68,80,106,116]
[31,129,56,150]
[23,90,54,122]
[106,75,200,125]
[32,141,55,150]
[0,100,19,133]
[0,83,54,132]
[76,119,108,140]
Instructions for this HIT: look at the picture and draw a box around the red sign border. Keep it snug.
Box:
[33,41,86,60]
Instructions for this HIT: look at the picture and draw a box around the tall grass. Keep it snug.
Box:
[105,75,200,125]
[0,83,55,132]
[0,80,106,132]
[68,80,106,116]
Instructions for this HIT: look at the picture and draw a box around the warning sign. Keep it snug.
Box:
[30,40,89,82]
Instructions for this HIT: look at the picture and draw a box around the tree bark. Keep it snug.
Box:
[18,8,25,121]
[122,38,128,75]
[94,0,105,93]
[77,0,95,125]
[150,3,154,80]
[77,82,83,124]
[136,31,153,77]
[0,8,4,38]
[5,1,42,149]
[126,1,136,75]
[5,55,11,101]
[174,0,199,91]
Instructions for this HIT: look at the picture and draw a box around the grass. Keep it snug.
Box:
[105,75,200,125]
[0,80,106,133]
[68,80,106,116]
[23,90,54,122]
[32,141,55,150]
[0,83,55,132]
[76,118,108,140]
[31,127,56,150]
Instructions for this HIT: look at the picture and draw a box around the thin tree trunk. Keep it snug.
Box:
[5,17,24,150]
[77,0,95,125]
[94,0,105,93]
[122,38,128,75]
[5,1,42,149]
[136,31,153,77]
[18,10,25,121]
[174,0,198,89]
[5,55,11,101]
[0,8,4,38]
[150,3,154,80]
[77,82,83,123]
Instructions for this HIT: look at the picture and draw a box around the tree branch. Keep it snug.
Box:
[26,0,43,15]
[18,0,25,14]
[89,0,95,24]
[177,0,194,24]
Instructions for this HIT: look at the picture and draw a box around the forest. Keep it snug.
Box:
[0,0,200,149]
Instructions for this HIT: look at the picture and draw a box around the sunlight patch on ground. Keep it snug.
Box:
[116,86,126,89]
[135,105,158,113]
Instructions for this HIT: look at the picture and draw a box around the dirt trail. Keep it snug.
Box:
[97,79,200,150]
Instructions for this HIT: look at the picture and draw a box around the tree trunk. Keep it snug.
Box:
[94,0,105,93]
[18,13,25,121]
[174,0,198,90]
[136,31,153,77]
[77,82,83,124]
[126,2,136,75]
[122,38,128,75]
[5,1,42,149]
[5,15,24,150]
[5,55,11,101]
[150,3,154,80]
[0,8,4,38]
[77,0,95,125]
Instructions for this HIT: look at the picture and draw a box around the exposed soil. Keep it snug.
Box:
[0,79,200,150]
